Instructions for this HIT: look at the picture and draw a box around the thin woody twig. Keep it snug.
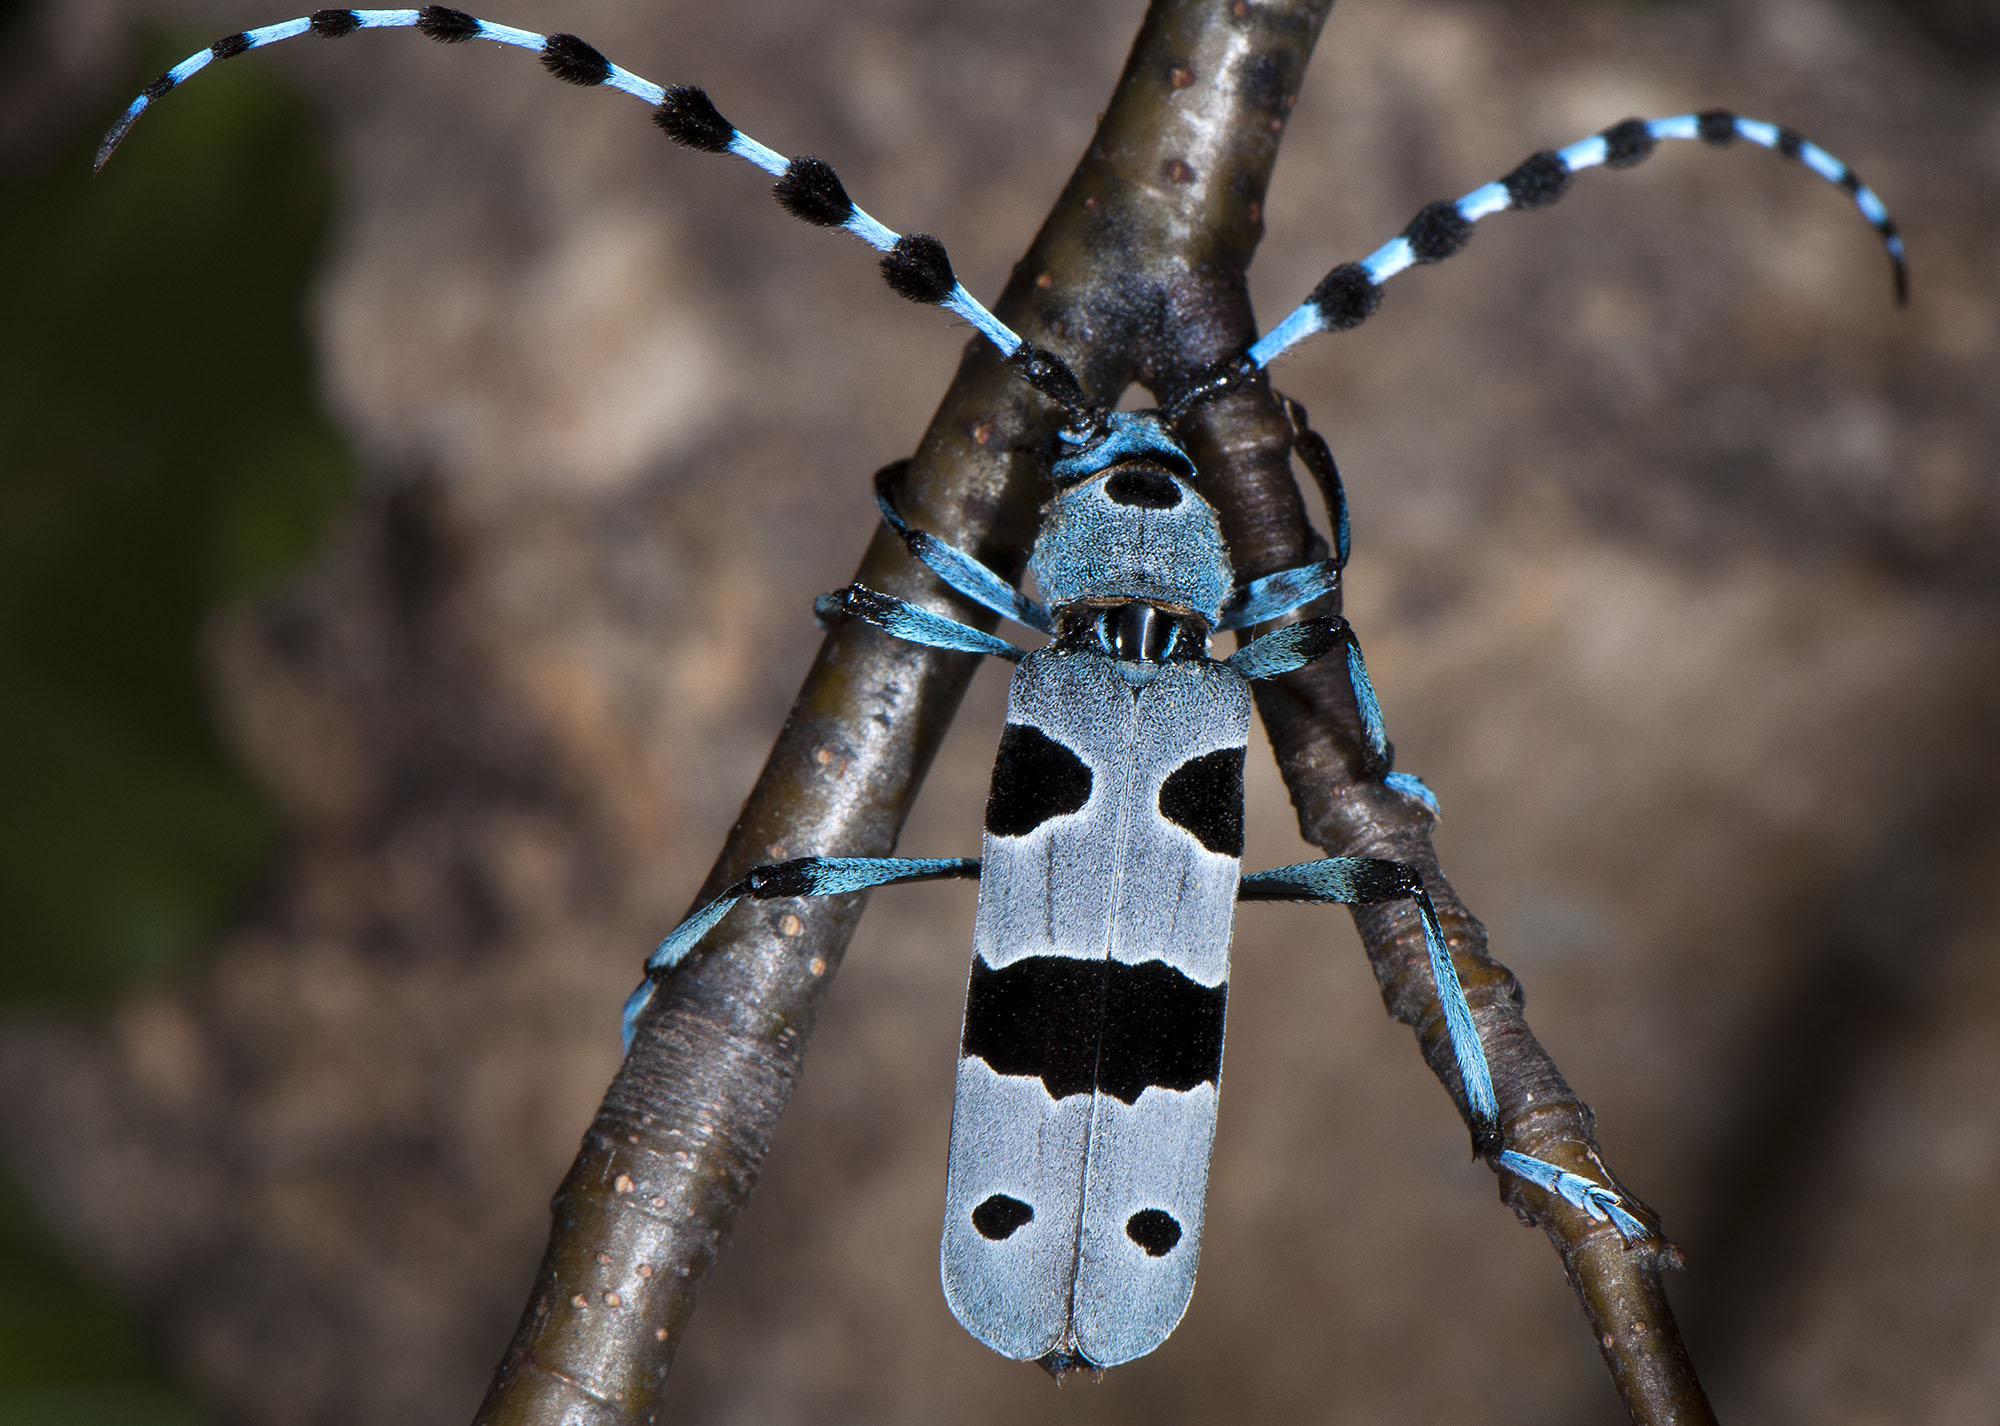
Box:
[473,2,1711,1422]
[1190,395,1716,1426]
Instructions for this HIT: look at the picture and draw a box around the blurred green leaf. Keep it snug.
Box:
[0,33,355,1000]
[0,1163,202,1424]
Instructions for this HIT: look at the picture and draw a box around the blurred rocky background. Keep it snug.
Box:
[0,0,1994,1422]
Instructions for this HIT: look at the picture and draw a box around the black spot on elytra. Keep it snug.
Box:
[1309,263,1380,331]
[962,956,1225,1104]
[1104,469,1183,509]
[1601,117,1656,168]
[1098,959,1226,1102]
[1403,199,1471,263]
[985,724,1091,837]
[1158,746,1245,857]
[653,85,734,151]
[309,12,362,40]
[774,156,854,227]
[972,1194,1033,1240]
[1503,150,1569,209]
[881,234,957,305]
[541,33,611,87]
[416,7,480,43]
[1126,1209,1182,1257]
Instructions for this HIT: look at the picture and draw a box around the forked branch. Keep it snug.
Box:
[471,2,1709,1422]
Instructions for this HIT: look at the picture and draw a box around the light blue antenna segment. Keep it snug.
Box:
[945,287,1024,357]
[1245,305,1322,368]
[726,132,788,177]
[1457,180,1511,220]
[165,50,213,85]
[843,211,901,252]
[603,67,662,104]
[1733,117,1780,147]
[249,18,315,45]
[471,19,542,52]
[1361,235,1415,284]
[1556,132,1610,172]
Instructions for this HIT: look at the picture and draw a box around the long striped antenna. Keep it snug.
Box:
[1241,111,1907,375]
[96,7,1093,415]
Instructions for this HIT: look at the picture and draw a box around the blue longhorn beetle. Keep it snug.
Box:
[102,7,1908,1376]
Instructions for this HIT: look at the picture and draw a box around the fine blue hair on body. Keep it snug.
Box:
[1051,412,1196,484]
[1029,467,1235,622]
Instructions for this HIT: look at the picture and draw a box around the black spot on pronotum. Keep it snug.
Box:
[652,85,734,151]
[881,234,957,305]
[210,32,251,60]
[1601,117,1656,168]
[972,1194,1034,1241]
[1103,469,1183,509]
[1696,109,1738,147]
[1309,263,1381,332]
[1158,746,1246,857]
[416,7,481,43]
[1125,1209,1182,1257]
[961,955,1226,1103]
[985,724,1091,837]
[309,11,362,40]
[774,156,855,227]
[541,32,612,87]
[1403,199,1471,263]
[1503,150,1569,209]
